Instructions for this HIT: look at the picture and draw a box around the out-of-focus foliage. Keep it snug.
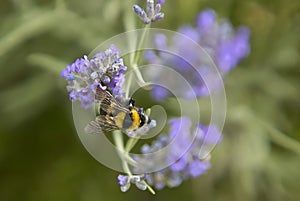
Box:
[0,0,299,201]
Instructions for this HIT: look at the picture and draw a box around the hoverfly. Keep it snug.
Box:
[84,87,151,135]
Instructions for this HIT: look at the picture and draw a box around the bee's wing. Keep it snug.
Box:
[84,116,119,134]
[84,120,103,135]
[95,87,129,115]
[97,115,120,131]
[84,87,128,134]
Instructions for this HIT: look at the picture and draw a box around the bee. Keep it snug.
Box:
[84,87,151,135]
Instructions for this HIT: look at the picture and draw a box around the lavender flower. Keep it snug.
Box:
[133,0,165,24]
[61,45,127,108]
[117,174,147,192]
[132,117,221,190]
[145,8,250,100]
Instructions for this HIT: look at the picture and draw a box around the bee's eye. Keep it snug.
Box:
[129,98,135,107]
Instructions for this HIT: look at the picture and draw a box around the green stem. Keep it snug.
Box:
[143,180,156,195]
[125,137,140,152]
[113,131,133,177]
[133,24,150,65]
[113,131,156,195]
[119,9,155,194]
[242,107,300,154]
[259,120,300,154]
[125,25,151,98]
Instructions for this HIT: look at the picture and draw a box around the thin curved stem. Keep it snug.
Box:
[113,131,133,177]
[126,25,151,98]
[117,8,155,194]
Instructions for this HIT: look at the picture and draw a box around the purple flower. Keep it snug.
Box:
[117,174,147,192]
[145,8,250,101]
[178,25,200,42]
[197,124,222,144]
[61,45,127,108]
[216,26,250,72]
[167,117,193,170]
[151,86,170,101]
[118,175,129,186]
[197,8,216,33]
[188,160,211,178]
[133,0,165,24]
[158,0,165,4]
[133,117,222,190]
[170,157,188,172]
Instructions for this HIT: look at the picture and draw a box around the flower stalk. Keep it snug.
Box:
[114,6,157,194]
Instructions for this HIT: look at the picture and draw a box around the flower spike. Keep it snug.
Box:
[133,0,165,24]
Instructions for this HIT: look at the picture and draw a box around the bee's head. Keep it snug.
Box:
[137,108,151,127]
[128,98,135,109]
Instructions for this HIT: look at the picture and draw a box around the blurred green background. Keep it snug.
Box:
[0,0,300,200]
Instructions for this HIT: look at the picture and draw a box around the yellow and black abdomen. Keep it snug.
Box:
[128,109,141,130]
[114,109,141,131]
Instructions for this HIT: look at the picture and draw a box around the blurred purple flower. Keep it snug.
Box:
[188,160,211,178]
[133,117,222,190]
[197,8,216,33]
[151,86,170,101]
[146,8,250,101]
[61,45,127,108]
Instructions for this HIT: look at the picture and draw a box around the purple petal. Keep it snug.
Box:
[188,160,211,178]
[197,9,216,33]
[155,34,168,50]
[169,156,188,172]
[198,124,222,144]
[144,51,157,62]
[151,86,170,101]
[232,26,251,59]
[69,90,79,101]
[118,175,128,186]
[179,25,200,42]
